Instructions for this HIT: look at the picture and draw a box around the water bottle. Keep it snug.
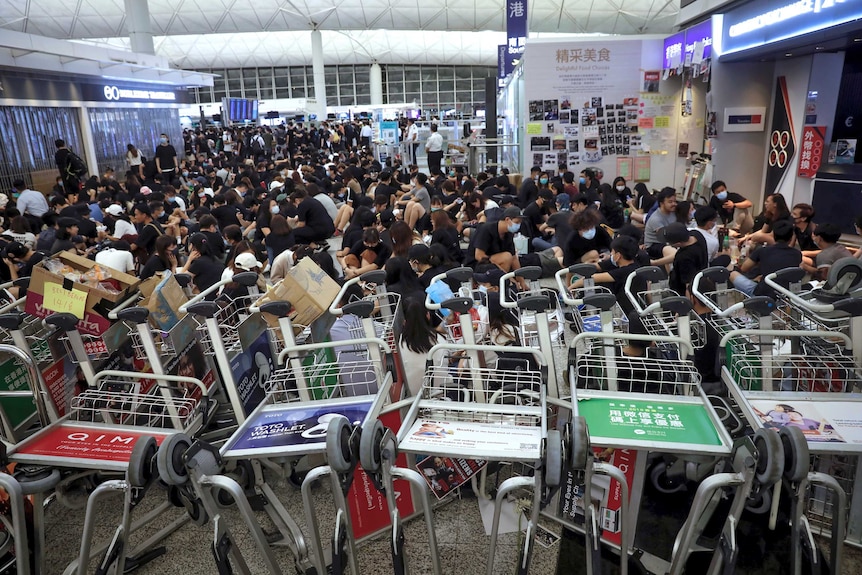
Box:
[722,234,730,253]
[624,208,631,224]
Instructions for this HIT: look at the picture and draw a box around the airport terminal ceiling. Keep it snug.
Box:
[0,0,681,67]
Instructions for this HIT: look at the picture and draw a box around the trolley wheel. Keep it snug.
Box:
[779,426,810,483]
[360,420,385,474]
[545,430,562,488]
[753,429,784,487]
[826,257,862,295]
[326,415,354,474]
[128,436,157,488]
[649,461,686,495]
[571,417,590,471]
[157,434,192,486]
[167,485,184,508]
[745,487,772,515]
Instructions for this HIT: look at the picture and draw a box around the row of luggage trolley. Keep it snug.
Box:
[0,255,858,573]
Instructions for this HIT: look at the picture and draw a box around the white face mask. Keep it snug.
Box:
[616,185,625,192]
[271,206,280,214]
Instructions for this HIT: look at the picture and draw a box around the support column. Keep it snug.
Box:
[370,62,383,106]
[124,0,155,55]
[78,106,99,177]
[311,29,327,122]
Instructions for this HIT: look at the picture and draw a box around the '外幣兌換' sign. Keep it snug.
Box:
[720,0,862,56]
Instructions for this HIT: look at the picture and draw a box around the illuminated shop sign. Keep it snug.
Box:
[720,0,862,56]
[663,32,685,69]
[663,20,714,69]
[102,85,176,101]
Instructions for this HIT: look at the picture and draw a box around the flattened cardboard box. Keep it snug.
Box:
[25,251,141,336]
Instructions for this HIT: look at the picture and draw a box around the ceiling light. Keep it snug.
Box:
[785,52,793,57]
[815,46,824,50]
[855,38,862,42]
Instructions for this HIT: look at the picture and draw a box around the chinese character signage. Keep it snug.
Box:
[684,19,713,61]
[498,44,507,80]
[663,32,684,69]
[506,0,528,75]
[798,126,826,178]
[554,48,611,63]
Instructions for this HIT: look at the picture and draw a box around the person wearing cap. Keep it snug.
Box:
[664,222,708,295]
[94,240,135,274]
[2,241,45,286]
[570,235,643,314]
[220,251,266,300]
[524,189,555,248]
[470,206,524,276]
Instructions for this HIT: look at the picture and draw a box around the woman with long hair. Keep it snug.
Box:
[266,214,294,262]
[1,216,35,249]
[389,220,423,259]
[430,209,462,264]
[179,233,225,298]
[126,143,144,179]
[140,234,178,280]
[396,296,447,396]
[744,193,793,246]
[384,256,424,299]
[627,183,655,228]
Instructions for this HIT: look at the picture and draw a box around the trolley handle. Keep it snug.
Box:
[718,328,853,349]
[691,268,730,316]
[639,295,692,317]
[624,265,666,315]
[572,331,695,358]
[327,270,385,316]
[424,271,451,311]
[107,287,143,320]
[763,271,836,313]
[427,342,549,366]
[277,336,391,364]
[499,267,544,309]
[178,276,236,313]
[92,370,210,397]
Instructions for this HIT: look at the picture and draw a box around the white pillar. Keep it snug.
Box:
[124,0,155,55]
[370,62,383,106]
[78,106,99,176]
[311,29,327,122]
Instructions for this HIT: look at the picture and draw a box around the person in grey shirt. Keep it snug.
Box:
[397,173,431,230]
[644,187,678,259]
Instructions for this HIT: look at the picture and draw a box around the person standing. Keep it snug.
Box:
[54,139,87,194]
[360,122,373,149]
[126,143,145,179]
[425,124,444,177]
[154,133,178,180]
[406,119,419,165]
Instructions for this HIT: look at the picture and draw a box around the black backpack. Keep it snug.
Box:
[65,151,88,179]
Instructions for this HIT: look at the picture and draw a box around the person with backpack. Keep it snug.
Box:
[54,139,87,194]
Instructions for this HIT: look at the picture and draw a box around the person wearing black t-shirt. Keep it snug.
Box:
[2,241,45,295]
[665,222,708,296]
[708,180,753,233]
[197,214,226,262]
[154,133,178,178]
[342,228,391,279]
[288,189,335,246]
[469,207,523,272]
[569,235,643,315]
[563,208,612,265]
[210,194,243,231]
[180,233,225,299]
[731,219,801,297]
[523,189,554,248]
[130,204,164,262]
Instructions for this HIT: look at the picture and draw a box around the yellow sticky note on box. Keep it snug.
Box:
[43,283,88,319]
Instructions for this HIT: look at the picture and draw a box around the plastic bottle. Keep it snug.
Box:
[739,243,749,265]
[624,208,631,223]
[730,242,740,264]
[722,234,730,253]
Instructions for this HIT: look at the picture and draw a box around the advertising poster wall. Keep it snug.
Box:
[523,39,664,183]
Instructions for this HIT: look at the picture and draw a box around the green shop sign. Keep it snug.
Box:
[578,398,722,446]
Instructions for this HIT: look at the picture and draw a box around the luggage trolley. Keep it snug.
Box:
[365,295,561,575]
[500,267,566,368]
[624,266,707,351]
[6,311,214,575]
[569,328,783,575]
[555,264,627,336]
[425,267,491,345]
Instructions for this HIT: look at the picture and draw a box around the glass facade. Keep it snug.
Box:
[191,65,494,115]
[88,108,183,176]
[0,106,84,193]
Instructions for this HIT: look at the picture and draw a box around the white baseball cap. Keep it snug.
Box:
[234,252,263,271]
[105,204,125,216]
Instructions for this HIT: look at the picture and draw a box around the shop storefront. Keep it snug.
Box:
[0,69,192,192]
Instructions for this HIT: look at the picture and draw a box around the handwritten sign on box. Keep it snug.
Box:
[42,283,87,319]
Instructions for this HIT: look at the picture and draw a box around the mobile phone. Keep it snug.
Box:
[456,198,464,204]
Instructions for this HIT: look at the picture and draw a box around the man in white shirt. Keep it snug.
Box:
[425,124,445,176]
[692,205,720,263]
[360,122,373,149]
[14,179,49,233]
[406,119,419,164]
[95,240,135,273]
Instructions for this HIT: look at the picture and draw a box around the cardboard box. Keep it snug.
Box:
[148,274,188,332]
[25,251,141,336]
[255,257,339,331]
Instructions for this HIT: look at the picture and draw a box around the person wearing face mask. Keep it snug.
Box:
[569,235,642,314]
[692,206,721,263]
[612,177,631,204]
[563,208,612,265]
[467,207,524,274]
[579,169,600,204]
[517,166,541,209]
[154,133,178,178]
[524,189,555,248]
[708,180,753,234]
